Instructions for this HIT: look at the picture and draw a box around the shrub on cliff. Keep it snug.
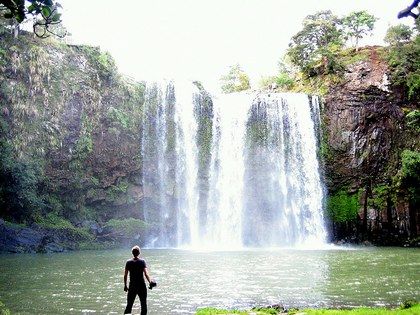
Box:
[258,59,296,91]
[385,24,420,101]
[0,139,45,222]
[220,64,251,93]
[35,212,93,241]
[327,190,360,223]
[406,109,420,132]
[400,150,420,203]
[401,150,420,181]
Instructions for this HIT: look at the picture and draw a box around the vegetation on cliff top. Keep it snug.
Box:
[259,10,419,100]
[270,10,377,94]
[220,64,251,93]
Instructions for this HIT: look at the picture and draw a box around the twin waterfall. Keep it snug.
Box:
[141,81,327,249]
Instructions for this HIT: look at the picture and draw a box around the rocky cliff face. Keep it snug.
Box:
[0,32,149,251]
[324,47,399,188]
[323,46,419,245]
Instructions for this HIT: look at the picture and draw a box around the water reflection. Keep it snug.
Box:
[322,247,420,308]
[0,248,418,314]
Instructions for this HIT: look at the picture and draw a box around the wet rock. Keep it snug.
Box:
[0,220,89,253]
[0,220,44,253]
[127,185,143,203]
[81,220,103,234]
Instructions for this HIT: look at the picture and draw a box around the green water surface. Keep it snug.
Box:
[0,247,418,314]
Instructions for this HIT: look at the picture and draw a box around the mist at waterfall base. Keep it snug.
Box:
[140,81,327,250]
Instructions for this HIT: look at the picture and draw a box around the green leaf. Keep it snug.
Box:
[41,6,52,17]
[27,4,36,13]
[17,12,26,23]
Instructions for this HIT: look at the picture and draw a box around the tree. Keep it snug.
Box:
[342,11,377,50]
[287,10,343,76]
[384,24,413,46]
[220,64,251,93]
[0,0,63,38]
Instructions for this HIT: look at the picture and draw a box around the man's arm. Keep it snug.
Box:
[124,268,129,291]
[144,267,151,284]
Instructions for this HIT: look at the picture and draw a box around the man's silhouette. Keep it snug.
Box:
[123,246,152,315]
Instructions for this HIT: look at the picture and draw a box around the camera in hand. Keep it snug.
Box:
[149,280,157,290]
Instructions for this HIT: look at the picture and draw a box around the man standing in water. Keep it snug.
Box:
[124,245,153,315]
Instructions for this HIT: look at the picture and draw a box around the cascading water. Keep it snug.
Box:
[140,81,201,247]
[173,82,200,247]
[204,93,252,249]
[242,94,326,247]
[140,81,327,248]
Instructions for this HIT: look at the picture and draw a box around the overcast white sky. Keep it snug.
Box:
[60,0,414,91]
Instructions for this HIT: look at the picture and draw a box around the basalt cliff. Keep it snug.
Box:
[322,46,419,245]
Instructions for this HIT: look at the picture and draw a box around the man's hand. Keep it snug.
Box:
[148,280,157,290]
[124,285,128,292]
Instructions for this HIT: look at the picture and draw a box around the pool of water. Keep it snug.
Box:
[0,247,419,314]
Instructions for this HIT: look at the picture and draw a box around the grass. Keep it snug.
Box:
[295,304,420,315]
[196,308,281,315]
[195,304,420,315]
[196,308,257,315]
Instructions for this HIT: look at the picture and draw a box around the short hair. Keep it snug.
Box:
[131,245,140,257]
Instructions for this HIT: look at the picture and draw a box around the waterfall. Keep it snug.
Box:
[242,94,326,247]
[173,82,200,247]
[140,81,327,248]
[204,93,253,249]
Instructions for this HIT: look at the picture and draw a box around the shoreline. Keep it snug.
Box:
[196,302,419,315]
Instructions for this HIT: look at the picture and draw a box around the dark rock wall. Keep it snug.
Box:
[323,47,419,245]
[0,33,146,235]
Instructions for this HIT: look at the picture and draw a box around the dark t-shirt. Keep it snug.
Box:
[125,258,147,288]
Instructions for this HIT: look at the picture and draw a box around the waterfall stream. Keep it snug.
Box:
[141,81,327,248]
